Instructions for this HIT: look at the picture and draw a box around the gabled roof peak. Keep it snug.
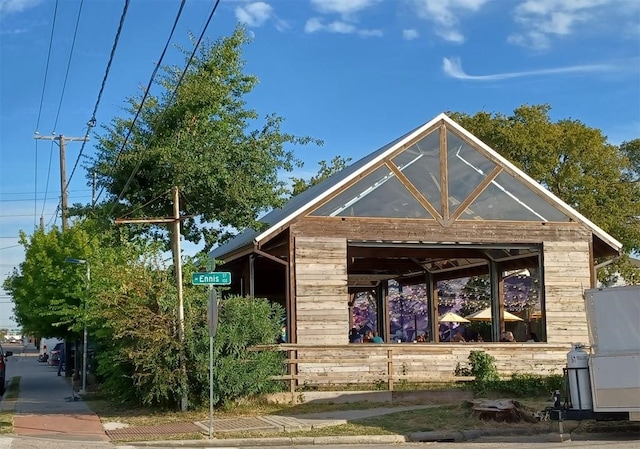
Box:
[210,113,621,260]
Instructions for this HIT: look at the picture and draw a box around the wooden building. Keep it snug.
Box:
[209,113,622,384]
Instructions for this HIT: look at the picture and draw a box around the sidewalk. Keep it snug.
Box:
[3,343,109,442]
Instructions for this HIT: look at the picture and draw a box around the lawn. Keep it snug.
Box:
[86,388,557,442]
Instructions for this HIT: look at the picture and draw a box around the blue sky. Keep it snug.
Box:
[1,0,639,328]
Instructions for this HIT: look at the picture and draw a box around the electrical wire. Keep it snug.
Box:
[106,0,222,215]
[94,0,188,208]
[34,0,59,228]
[67,0,131,188]
[40,140,56,219]
[38,1,85,229]
[34,0,58,133]
[52,0,84,132]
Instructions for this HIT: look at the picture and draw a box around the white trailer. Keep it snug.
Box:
[550,285,640,422]
[584,285,640,420]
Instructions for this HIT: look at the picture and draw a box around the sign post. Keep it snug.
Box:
[208,287,217,439]
[192,270,229,439]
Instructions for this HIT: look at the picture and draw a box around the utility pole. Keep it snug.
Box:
[34,134,88,230]
[114,186,189,411]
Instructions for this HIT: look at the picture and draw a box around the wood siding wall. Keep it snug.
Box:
[544,240,592,344]
[295,237,349,345]
[279,344,568,387]
[291,217,591,244]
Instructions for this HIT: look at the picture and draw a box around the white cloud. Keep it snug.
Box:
[304,17,382,37]
[305,17,324,33]
[412,0,490,43]
[442,56,614,81]
[309,0,381,18]
[0,27,26,34]
[235,2,274,27]
[0,0,40,19]
[508,0,618,49]
[402,29,419,40]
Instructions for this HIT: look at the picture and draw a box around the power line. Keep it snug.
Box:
[67,0,131,188]
[40,139,56,220]
[0,194,90,203]
[106,0,222,214]
[0,245,21,251]
[34,0,59,133]
[95,0,188,207]
[52,0,85,132]
[0,189,91,196]
[34,0,59,228]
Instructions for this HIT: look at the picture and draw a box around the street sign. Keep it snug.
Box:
[192,272,231,285]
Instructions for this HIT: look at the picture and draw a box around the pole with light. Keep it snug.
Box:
[65,257,89,394]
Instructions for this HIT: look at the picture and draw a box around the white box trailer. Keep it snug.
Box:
[550,285,640,423]
[584,285,640,420]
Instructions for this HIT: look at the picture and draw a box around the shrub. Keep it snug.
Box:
[494,373,563,397]
[203,295,286,407]
[467,350,499,396]
[94,286,285,409]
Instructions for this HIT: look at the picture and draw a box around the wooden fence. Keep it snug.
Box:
[253,343,570,393]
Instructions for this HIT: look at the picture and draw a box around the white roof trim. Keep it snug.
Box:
[255,113,622,252]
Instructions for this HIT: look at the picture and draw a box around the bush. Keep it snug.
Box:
[191,295,286,407]
[93,277,285,409]
[493,373,563,397]
[467,350,499,396]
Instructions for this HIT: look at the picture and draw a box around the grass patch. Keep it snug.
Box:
[0,376,20,434]
[0,411,12,434]
[4,377,20,401]
[216,403,551,440]
[85,392,433,427]
[84,386,554,442]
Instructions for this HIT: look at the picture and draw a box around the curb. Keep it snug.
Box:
[127,426,640,447]
[129,435,409,447]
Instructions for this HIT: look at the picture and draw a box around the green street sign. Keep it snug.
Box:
[192,272,231,285]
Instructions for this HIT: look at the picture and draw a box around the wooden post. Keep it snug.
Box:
[115,186,188,410]
[387,348,394,391]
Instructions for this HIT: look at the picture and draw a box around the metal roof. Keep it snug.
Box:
[208,124,420,260]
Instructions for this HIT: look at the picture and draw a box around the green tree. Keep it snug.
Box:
[290,156,351,197]
[90,26,321,251]
[3,225,96,340]
[449,105,640,281]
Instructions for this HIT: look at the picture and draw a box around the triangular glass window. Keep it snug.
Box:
[447,130,496,215]
[391,129,442,213]
[311,166,432,218]
[461,172,572,221]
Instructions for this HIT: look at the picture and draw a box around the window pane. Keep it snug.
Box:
[392,129,442,213]
[447,131,496,215]
[311,166,432,218]
[461,172,572,221]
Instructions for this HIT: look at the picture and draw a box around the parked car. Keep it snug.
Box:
[8,334,22,344]
[49,342,64,366]
[0,343,14,395]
